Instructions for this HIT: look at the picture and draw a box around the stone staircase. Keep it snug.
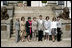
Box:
[10,6,55,40]
[10,6,71,40]
[14,6,55,21]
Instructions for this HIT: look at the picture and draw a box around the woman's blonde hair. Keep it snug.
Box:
[33,17,36,20]
[52,17,56,21]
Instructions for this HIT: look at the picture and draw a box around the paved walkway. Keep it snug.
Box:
[1,38,71,47]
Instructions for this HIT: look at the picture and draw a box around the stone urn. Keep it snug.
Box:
[24,3,27,7]
[17,1,23,7]
[42,1,47,7]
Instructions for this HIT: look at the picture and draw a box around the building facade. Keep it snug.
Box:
[1,1,71,18]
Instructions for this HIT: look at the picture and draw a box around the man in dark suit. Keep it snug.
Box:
[57,17,63,42]
[37,15,44,41]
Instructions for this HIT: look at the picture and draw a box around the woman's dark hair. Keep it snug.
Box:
[28,17,31,19]
[39,15,42,17]
[52,17,56,21]
[46,16,49,20]
[21,16,25,21]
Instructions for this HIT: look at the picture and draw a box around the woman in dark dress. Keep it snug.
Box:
[26,17,32,42]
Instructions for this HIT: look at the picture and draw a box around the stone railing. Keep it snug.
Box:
[1,18,12,39]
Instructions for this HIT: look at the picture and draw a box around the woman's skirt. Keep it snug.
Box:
[20,30,26,37]
[44,29,51,35]
[51,28,57,35]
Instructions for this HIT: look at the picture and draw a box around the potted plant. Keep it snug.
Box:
[42,1,47,6]
[42,1,47,3]
[17,1,23,7]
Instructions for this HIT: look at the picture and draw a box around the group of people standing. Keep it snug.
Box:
[15,15,62,43]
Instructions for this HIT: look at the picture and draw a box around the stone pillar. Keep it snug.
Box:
[1,6,13,39]
[67,1,71,7]
[64,1,66,7]
[31,1,40,7]
[1,1,3,7]
[7,19,11,39]
[40,1,42,7]
[69,9,71,19]
[1,19,11,39]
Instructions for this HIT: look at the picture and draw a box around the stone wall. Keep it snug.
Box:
[60,19,71,38]
[14,6,55,21]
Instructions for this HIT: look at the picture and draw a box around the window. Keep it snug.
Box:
[58,1,64,5]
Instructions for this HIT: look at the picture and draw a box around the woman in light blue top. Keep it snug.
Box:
[15,18,20,43]
[44,16,51,41]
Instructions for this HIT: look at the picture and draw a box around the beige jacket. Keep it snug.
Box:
[32,20,38,32]
[20,21,26,31]
[37,19,44,31]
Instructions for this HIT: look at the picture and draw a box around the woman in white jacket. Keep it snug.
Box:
[51,17,57,42]
[44,16,51,41]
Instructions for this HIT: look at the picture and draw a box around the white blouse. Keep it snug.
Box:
[39,19,43,24]
[51,21,57,29]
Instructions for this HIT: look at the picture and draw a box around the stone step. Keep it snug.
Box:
[10,36,71,41]
[15,6,52,10]
[62,38,71,40]
[60,19,71,23]
[14,14,54,17]
[10,37,16,40]
[61,31,71,38]
[15,10,53,14]
[11,29,71,38]
[14,6,55,21]
[11,34,16,37]
[13,16,54,22]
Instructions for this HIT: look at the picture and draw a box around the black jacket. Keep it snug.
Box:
[26,21,32,34]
